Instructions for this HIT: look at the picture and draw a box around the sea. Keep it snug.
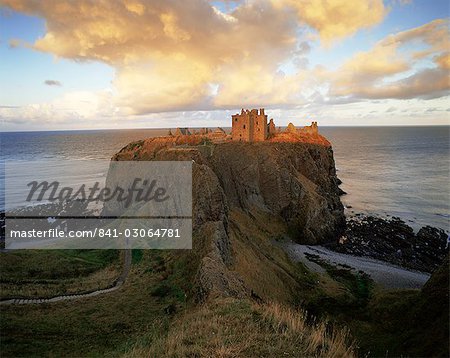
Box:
[1,126,449,232]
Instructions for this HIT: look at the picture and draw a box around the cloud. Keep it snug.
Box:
[0,105,19,108]
[3,0,447,127]
[434,53,450,70]
[0,89,116,123]
[339,68,449,100]
[4,0,296,65]
[328,19,450,100]
[8,38,21,48]
[3,0,390,115]
[272,0,387,44]
[44,79,62,86]
[392,0,412,5]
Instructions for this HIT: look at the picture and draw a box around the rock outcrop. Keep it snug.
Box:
[327,215,448,273]
[114,138,344,244]
[208,142,344,243]
[113,135,344,301]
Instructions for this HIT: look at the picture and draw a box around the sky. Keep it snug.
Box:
[0,0,449,131]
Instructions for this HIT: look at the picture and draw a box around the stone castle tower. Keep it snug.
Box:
[231,108,318,142]
[232,108,269,142]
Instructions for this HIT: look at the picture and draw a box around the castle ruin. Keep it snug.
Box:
[231,108,317,142]
[232,108,275,142]
[299,121,318,135]
[168,108,320,144]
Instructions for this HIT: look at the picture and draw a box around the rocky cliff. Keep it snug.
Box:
[113,135,344,302]
[114,136,344,243]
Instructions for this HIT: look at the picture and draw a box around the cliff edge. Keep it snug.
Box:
[114,135,343,245]
[113,134,344,303]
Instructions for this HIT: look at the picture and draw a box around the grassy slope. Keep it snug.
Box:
[228,208,448,357]
[0,209,354,357]
[124,298,355,357]
[0,250,182,357]
[0,250,120,298]
[299,253,449,357]
[1,213,447,357]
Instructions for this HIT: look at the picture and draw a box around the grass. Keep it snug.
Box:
[228,208,322,304]
[299,251,449,357]
[304,253,374,311]
[123,298,356,358]
[0,250,183,357]
[1,205,446,357]
[131,249,143,264]
[0,250,120,298]
[0,250,118,279]
[0,212,328,357]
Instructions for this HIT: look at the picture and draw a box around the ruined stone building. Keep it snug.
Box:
[231,108,319,142]
[287,121,318,135]
[169,109,319,143]
[231,108,281,141]
[299,121,318,135]
[268,118,276,135]
[209,127,227,139]
[175,127,191,136]
[232,108,274,142]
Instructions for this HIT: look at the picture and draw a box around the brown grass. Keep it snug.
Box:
[260,301,356,358]
[124,298,356,358]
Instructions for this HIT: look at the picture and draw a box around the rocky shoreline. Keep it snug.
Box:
[325,215,448,273]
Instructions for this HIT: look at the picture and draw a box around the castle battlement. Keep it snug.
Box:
[232,108,271,142]
[231,108,318,142]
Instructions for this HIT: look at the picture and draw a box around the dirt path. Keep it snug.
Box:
[280,241,430,289]
[0,250,132,305]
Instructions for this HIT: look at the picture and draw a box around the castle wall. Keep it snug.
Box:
[232,113,252,141]
[232,109,267,142]
[299,122,318,135]
[268,119,276,137]
[232,110,319,142]
[253,108,268,142]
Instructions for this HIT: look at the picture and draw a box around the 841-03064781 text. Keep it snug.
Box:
[8,227,182,239]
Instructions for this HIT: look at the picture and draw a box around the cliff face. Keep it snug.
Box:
[113,136,344,301]
[208,142,344,243]
[114,138,343,244]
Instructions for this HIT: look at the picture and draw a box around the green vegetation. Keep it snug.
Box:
[0,212,447,357]
[200,137,213,146]
[300,252,448,357]
[131,249,143,264]
[0,250,183,357]
[127,140,144,151]
[0,250,120,298]
[304,253,374,313]
[0,250,118,280]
